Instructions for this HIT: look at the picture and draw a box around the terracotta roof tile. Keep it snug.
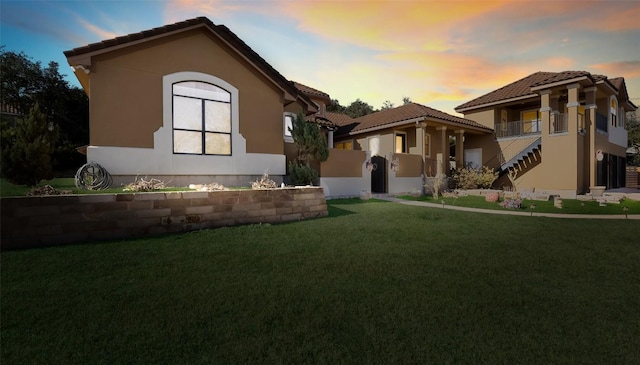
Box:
[455,72,555,111]
[293,82,330,100]
[339,103,492,136]
[325,112,354,127]
[529,70,594,87]
[455,71,630,112]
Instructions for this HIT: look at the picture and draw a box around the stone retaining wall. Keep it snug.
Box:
[1,187,327,250]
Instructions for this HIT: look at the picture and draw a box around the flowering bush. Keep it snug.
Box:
[451,166,498,189]
[485,192,500,202]
[499,198,522,209]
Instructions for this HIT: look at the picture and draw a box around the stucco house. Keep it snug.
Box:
[64,17,319,186]
[330,102,494,194]
[455,71,637,198]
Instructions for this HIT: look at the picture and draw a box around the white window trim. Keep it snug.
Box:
[424,132,431,158]
[394,131,407,154]
[610,95,618,127]
[283,112,295,143]
[84,72,287,176]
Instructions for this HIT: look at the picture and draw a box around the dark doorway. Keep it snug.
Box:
[371,155,387,193]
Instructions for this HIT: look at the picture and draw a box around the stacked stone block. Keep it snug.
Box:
[1,187,327,249]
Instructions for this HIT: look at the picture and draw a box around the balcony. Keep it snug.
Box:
[495,120,541,139]
[596,112,608,133]
[549,113,568,134]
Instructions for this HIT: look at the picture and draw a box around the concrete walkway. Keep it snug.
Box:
[373,195,640,220]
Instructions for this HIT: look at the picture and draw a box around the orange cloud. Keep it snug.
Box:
[281,1,508,52]
[590,61,640,79]
[77,18,118,40]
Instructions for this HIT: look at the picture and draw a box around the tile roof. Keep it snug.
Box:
[528,71,594,88]
[293,82,331,100]
[325,112,354,127]
[455,71,629,112]
[63,17,316,111]
[455,72,555,111]
[339,103,492,136]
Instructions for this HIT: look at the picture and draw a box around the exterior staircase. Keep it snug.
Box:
[499,136,542,173]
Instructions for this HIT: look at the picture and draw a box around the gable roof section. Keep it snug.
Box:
[455,72,556,112]
[64,17,317,112]
[293,81,331,101]
[456,70,637,113]
[325,112,354,127]
[339,103,492,136]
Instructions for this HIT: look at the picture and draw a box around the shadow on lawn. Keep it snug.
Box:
[326,198,390,218]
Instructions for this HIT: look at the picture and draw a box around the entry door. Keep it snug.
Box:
[371,155,387,193]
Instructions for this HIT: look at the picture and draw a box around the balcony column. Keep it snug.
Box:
[566,83,580,136]
[416,122,426,174]
[584,86,598,188]
[539,89,552,136]
[436,126,449,176]
[549,94,560,133]
[328,130,334,149]
[567,83,581,192]
[455,129,465,169]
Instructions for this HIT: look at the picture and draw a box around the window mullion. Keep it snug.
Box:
[201,99,206,155]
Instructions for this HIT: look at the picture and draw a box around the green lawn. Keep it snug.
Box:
[2,199,640,364]
[398,194,640,215]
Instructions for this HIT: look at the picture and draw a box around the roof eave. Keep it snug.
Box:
[530,75,590,91]
[349,117,426,135]
[455,94,538,113]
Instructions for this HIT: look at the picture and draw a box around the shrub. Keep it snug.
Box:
[424,175,446,199]
[123,176,167,192]
[27,185,70,196]
[289,162,318,186]
[485,192,500,202]
[1,102,58,186]
[499,198,522,209]
[251,173,277,189]
[451,166,498,189]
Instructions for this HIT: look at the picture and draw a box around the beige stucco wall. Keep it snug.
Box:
[320,149,366,177]
[393,153,423,178]
[463,109,496,129]
[89,29,286,155]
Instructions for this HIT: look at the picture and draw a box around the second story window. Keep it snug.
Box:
[521,109,540,133]
[610,97,617,127]
[284,113,295,142]
[395,132,407,153]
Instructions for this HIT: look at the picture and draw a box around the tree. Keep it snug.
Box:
[626,111,640,166]
[1,50,89,173]
[402,96,412,105]
[326,99,346,113]
[2,102,58,186]
[381,100,395,110]
[288,113,329,185]
[344,99,375,118]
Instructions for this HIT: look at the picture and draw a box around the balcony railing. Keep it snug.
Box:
[495,120,541,139]
[596,112,608,133]
[549,113,568,134]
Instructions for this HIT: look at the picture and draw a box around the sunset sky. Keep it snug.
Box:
[2,0,639,115]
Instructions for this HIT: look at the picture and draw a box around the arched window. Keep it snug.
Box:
[172,81,231,155]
